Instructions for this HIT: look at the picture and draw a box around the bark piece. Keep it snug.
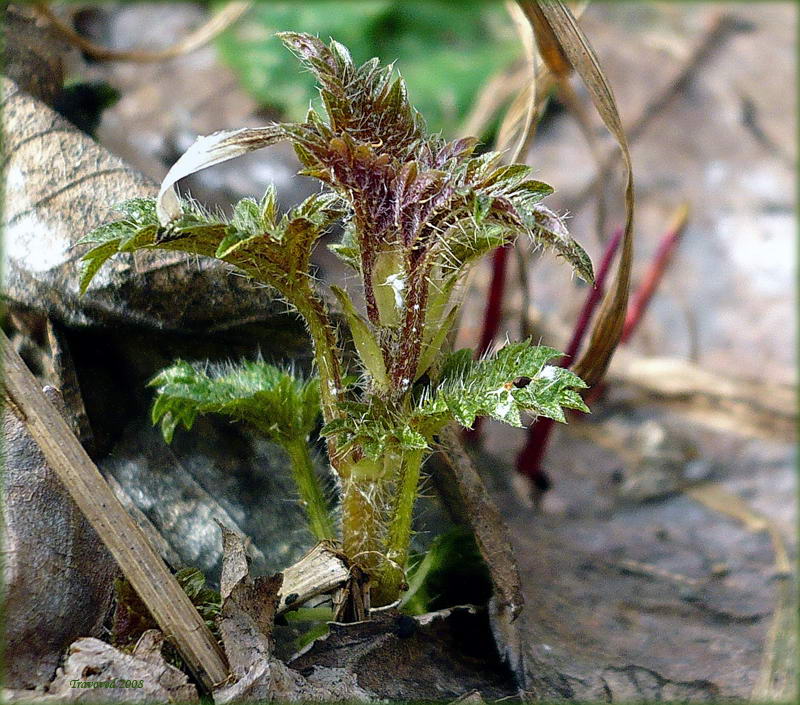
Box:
[433,425,527,690]
[267,661,372,702]
[215,524,281,702]
[2,387,115,688]
[219,575,283,679]
[219,524,252,602]
[215,574,283,703]
[278,542,351,616]
[46,633,199,703]
[219,525,350,615]
[213,528,370,703]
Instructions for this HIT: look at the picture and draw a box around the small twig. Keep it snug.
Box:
[621,203,690,342]
[33,2,251,63]
[515,227,623,488]
[1,329,229,691]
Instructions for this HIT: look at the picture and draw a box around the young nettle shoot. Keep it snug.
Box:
[79,33,593,609]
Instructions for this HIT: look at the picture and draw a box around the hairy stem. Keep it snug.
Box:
[284,437,335,541]
[340,472,385,583]
[294,293,342,422]
[373,449,425,606]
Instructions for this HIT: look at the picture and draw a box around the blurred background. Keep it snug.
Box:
[3,2,796,699]
[18,1,793,383]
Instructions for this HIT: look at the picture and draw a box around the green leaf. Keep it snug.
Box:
[401,527,492,615]
[77,219,136,246]
[473,193,493,223]
[115,198,159,226]
[416,341,588,431]
[149,359,321,446]
[79,240,121,295]
[443,224,509,271]
[214,226,250,258]
[79,191,343,298]
[328,224,361,271]
[259,185,278,226]
[526,205,594,283]
[231,197,263,236]
[415,305,458,382]
[175,567,221,628]
[118,224,158,252]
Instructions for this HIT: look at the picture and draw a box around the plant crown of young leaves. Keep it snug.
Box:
[79,32,593,469]
[79,32,591,300]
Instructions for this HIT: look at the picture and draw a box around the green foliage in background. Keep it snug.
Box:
[215,1,520,134]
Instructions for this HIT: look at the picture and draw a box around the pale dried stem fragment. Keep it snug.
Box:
[32,2,251,63]
[277,542,351,615]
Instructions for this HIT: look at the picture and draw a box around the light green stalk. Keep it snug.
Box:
[284,437,335,542]
[373,449,424,605]
[291,292,343,429]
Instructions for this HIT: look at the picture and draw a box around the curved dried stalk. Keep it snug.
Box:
[521,0,635,388]
[495,0,538,162]
[33,2,251,63]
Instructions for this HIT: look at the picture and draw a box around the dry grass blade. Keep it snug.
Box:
[460,64,528,141]
[571,10,736,211]
[752,575,797,702]
[494,1,538,162]
[521,2,572,78]
[521,0,635,388]
[1,329,229,691]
